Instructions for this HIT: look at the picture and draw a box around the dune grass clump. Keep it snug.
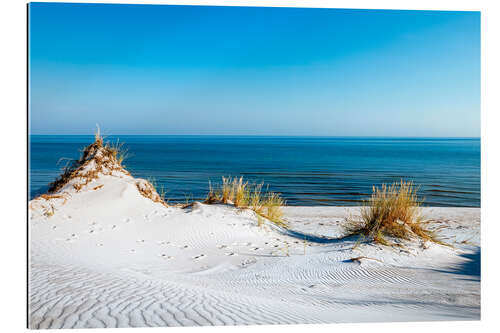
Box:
[259,192,285,224]
[48,128,129,193]
[47,129,130,193]
[205,176,287,228]
[108,139,130,166]
[42,127,168,208]
[344,180,440,246]
[135,178,169,207]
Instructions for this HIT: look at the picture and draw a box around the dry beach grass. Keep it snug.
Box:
[205,176,287,227]
[47,131,130,193]
[344,180,442,246]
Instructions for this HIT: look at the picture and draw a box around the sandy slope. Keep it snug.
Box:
[28,153,480,328]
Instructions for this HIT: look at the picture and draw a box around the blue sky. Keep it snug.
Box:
[28,3,480,136]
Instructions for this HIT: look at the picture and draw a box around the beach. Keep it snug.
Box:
[28,149,480,328]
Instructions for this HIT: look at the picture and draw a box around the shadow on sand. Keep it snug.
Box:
[439,248,481,280]
[281,228,354,244]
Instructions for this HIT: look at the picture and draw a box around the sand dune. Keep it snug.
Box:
[28,144,480,329]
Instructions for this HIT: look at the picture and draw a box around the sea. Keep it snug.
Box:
[29,136,480,207]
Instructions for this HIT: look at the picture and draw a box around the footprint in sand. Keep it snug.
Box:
[192,254,206,260]
[64,234,78,242]
[240,258,257,267]
[89,227,104,234]
[159,254,173,259]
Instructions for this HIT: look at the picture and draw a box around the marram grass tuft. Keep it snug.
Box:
[205,176,287,228]
[344,180,442,246]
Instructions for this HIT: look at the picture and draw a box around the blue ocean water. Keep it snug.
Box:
[29,136,480,207]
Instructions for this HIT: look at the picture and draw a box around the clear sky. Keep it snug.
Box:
[28,3,480,136]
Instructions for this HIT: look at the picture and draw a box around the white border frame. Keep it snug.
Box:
[2,1,499,332]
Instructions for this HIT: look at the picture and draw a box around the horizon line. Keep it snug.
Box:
[29,134,481,139]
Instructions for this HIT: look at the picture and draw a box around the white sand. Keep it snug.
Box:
[28,158,480,328]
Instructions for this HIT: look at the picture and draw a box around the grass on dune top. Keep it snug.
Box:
[47,130,131,194]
